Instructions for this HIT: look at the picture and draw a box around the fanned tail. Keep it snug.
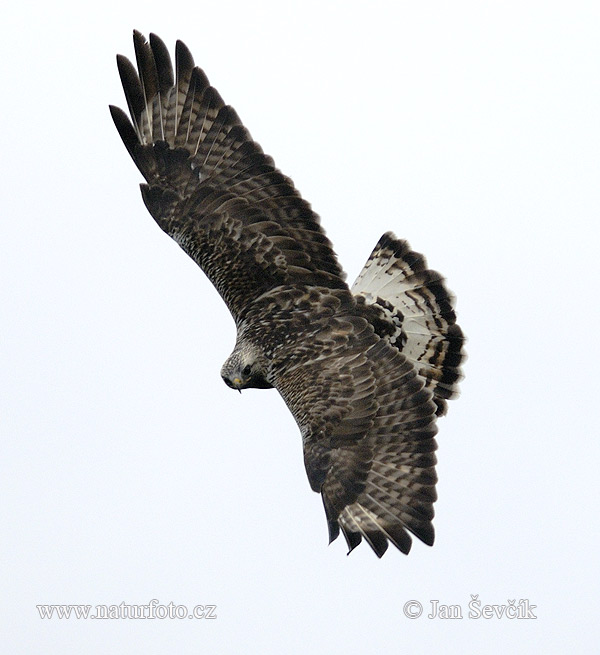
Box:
[352,232,465,416]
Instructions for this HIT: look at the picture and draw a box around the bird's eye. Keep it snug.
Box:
[242,364,252,376]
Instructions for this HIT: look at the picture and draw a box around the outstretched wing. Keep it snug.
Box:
[267,290,438,557]
[110,31,347,321]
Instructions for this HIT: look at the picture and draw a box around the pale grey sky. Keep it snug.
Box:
[2,1,599,652]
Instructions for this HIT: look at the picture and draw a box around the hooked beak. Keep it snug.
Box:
[222,375,243,392]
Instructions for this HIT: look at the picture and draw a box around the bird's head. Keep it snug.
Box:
[220,344,272,391]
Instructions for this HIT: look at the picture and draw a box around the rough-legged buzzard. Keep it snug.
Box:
[110,31,465,557]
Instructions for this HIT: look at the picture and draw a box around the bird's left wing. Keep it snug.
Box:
[267,290,439,557]
[110,31,347,322]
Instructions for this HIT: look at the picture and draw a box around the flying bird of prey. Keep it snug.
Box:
[110,31,465,557]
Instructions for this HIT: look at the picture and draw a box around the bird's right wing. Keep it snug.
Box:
[266,289,439,557]
[110,31,347,322]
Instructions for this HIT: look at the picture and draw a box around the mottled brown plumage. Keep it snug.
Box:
[111,31,464,557]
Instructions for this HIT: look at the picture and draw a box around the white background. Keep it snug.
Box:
[2,1,599,652]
